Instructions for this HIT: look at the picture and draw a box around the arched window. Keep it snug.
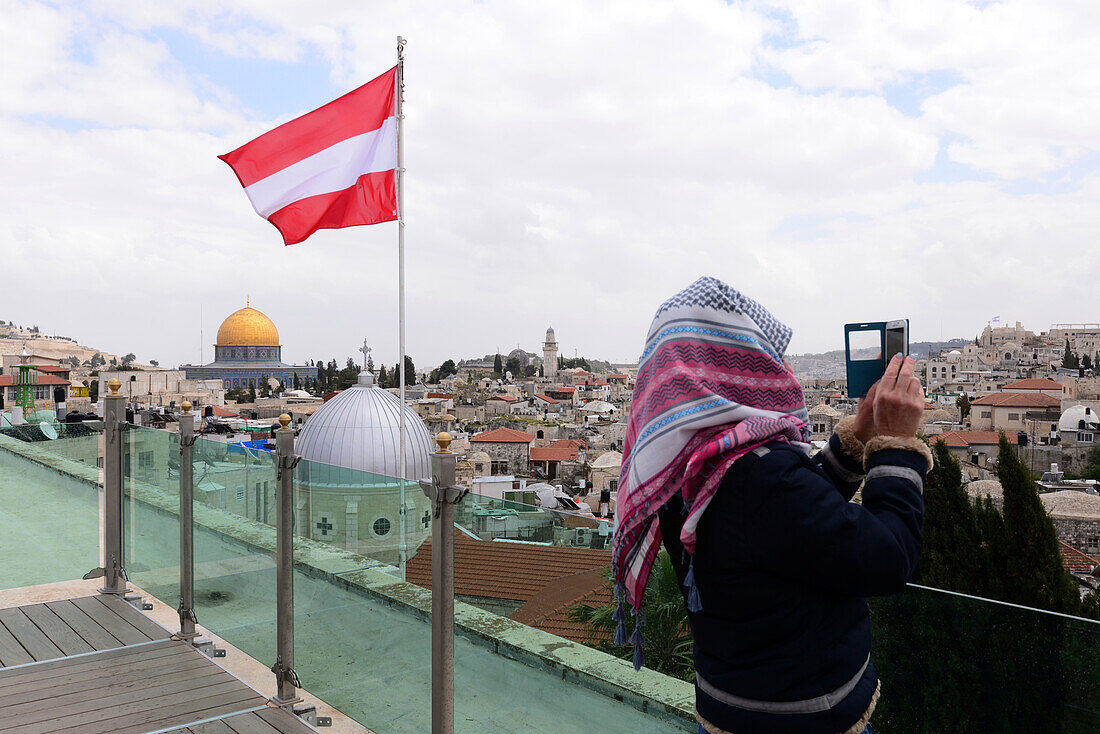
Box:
[536,429,545,439]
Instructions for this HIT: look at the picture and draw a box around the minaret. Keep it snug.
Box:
[543,326,558,382]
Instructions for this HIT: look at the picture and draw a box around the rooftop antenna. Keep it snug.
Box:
[200,303,204,365]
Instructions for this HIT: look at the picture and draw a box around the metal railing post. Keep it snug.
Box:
[177,401,198,639]
[272,414,301,706]
[419,432,467,734]
[100,378,129,595]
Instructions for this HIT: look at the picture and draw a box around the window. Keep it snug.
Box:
[490,460,509,475]
[981,411,991,418]
[373,517,392,536]
[1008,413,1020,421]
[1078,432,1094,443]
[609,479,618,491]
[138,451,154,470]
[236,485,246,502]
[1088,536,1099,555]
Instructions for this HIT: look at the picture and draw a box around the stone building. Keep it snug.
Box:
[807,403,842,441]
[587,450,622,492]
[970,392,1060,432]
[469,427,534,476]
[1041,491,1100,557]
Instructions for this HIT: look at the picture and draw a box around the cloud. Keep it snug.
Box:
[1,0,1098,370]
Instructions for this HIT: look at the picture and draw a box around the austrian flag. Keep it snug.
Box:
[219,67,398,245]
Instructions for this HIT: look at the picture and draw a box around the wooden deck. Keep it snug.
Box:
[0,595,316,733]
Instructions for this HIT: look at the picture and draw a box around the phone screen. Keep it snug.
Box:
[885,326,906,363]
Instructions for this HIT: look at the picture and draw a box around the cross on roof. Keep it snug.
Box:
[359,339,372,367]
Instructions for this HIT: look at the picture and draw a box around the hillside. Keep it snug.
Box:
[0,323,142,369]
[788,338,969,380]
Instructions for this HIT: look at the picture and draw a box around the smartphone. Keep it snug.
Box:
[845,320,909,398]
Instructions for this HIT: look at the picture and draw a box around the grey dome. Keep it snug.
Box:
[297,372,433,482]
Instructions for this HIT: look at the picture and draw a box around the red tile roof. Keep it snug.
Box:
[0,375,69,387]
[426,392,454,399]
[971,392,1060,407]
[210,405,239,417]
[607,373,629,379]
[509,567,611,644]
[406,533,611,604]
[1059,540,1098,575]
[1004,378,1063,391]
[486,395,518,402]
[534,394,559,404]
[31,365,70,374]
[471,427,534,443]
[934,431,1017,448]
[530,440,581,462]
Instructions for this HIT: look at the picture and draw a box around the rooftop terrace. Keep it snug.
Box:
[2,417,1100,732]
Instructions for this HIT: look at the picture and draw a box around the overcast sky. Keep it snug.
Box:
[3,1,1099,370]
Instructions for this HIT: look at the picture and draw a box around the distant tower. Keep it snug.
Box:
[543,326,558,381]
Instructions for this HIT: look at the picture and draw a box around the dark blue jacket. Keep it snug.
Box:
[659,430,926,734]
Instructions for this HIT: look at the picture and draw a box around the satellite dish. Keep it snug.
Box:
[39,422,58,440]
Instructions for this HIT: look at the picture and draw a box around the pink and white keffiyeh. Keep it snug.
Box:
[612,277,810,667]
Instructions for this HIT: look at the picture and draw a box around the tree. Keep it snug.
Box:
[997,435,1080,612]
[956,394,971,421]
[378,365,389,386]
[913,442,984,594]
[293,373,301,390]
[569,552,693,681]
[247,385,256,403]
[259,376,272,398]
[88,379,98,403]
[430,359,457,383]
[121,353,136,366]
[1084,354,1093,371]
[1062,339,1079,370]
[493,353,503,375]
[505,356,521,376]
[149,359,159,367]
[89,352,105,369]
[384,356,416,388]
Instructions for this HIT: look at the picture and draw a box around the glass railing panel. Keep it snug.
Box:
[291,456,432,731]
[122,425,179,598]
[182,432,279,667]
[0,428,101,588]
[869,584,1100,733]
[0,420,101,469]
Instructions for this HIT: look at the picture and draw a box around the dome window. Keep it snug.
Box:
[373,517,392,536]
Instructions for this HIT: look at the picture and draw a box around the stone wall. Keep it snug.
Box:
[472,440,530,475]
[1051,516,1100,556]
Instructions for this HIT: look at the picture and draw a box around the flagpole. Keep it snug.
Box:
[396,35,408,580]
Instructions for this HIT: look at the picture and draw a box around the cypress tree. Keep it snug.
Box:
[997,434,1079,612]
[914,442,983,593]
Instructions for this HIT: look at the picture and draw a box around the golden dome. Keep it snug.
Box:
[216,305,280,346]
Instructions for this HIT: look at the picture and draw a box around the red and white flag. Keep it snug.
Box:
[219,67,398,245]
